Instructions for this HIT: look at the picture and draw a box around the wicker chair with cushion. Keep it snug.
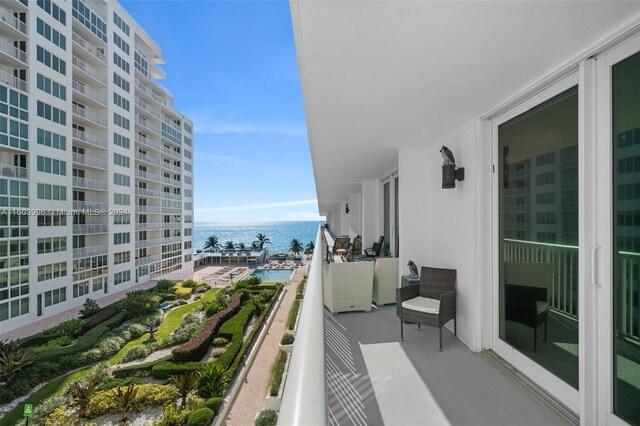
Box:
[364,236,384,258]
[351,235,362,257]
[397,266,456,351]
[328,236,351,262]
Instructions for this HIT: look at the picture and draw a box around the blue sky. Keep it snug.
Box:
[121,0,320,223]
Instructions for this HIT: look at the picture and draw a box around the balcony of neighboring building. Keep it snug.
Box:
[135,78,166,105]
[72,56,107,86]
[72,167,108,192]
[0,69,27,93]
[72,242,108,259]
[135,96,162,120]
[71,31,107,66]
[72,102,108,129]
[72,222,108,235]
[72,79,107,108]
[0,6,28,38]
[0,151,27,180]
[135,168,181,187]
[135,114,162,136]
[72,127,108,151]
[0,37,27,67]
[72,150,108,171]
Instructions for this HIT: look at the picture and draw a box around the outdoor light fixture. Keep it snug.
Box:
[440,145,465,189]
[345,203,350,214]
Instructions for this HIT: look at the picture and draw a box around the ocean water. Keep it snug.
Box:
[193,221,324,253]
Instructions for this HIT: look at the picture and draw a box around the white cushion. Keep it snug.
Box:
[402,296,440,314]
[536,301,548,314]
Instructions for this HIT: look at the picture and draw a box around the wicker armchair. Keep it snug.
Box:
[397,266,456,351]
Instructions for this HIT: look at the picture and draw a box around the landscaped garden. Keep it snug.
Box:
[0,276,283,426]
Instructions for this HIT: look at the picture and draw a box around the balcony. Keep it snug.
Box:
[0,69,27,93]
[72,31,107,65]
[72,79,107,106]
[135,78,165,104]
[135,152,181,173]
[136,115,162,136]
[0,163,27,179]
[73,176,108,191]
[72,56,107,85]
[73,244,108,259]
[135,187,181,200]
[0,7,27,36]
[135,236,181,249]
[135,222,181,230]
[72,104,107,128]
[73,200,107,210]
[135,205,164,214]
[135,96,161,119]
[0,39,27,65]
[135,253,163,267]
[72,152,108,170]
[73,224,108,235]
[72,128,108,150]
[135,169,181,187]
[277,229,567,426]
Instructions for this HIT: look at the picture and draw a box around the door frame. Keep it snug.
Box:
[380,172,398,257]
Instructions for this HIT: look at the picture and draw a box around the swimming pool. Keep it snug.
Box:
[247,269,295,283]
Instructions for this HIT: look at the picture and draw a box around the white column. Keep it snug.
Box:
[361,180,380,248]
[339,201,349,236]
[348,192,362,236]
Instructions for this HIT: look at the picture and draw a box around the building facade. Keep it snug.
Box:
[0,0,194,335]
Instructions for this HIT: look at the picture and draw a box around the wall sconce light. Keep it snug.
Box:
[440,145,465,189]
[345,203,350,214]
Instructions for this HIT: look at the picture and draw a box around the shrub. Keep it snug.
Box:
[175,287,193,299]
[85,384,178,418]
[0,340,34,383]
[80,303,119,334]
[79,298,102,318]
[152,361,204,380]
[205,397,224,416]
[171,294,242,362]
[255,409,278,426]
[97,376,143,391]
[117,290,160,319]
[215,303,254,370]
[122,344,152,363]
[175,299,188,306]
[212,337,229,347]
[29,394,68,425]
[16,331,63,348]
[181,279,199,289]
[280,333,295,345]
[160,293,177,302]
[296,279,306,295]
[155,279,175,293]
[50,318,85,339]
[30,335,72,354]
[188,407,214,426]
[204,301,223,317]
[112,356,171,378]
[197,363,229,398]
[157,397,203,426]
[286,299,301,330]
[195,286,208,294]
[269,351,288,396]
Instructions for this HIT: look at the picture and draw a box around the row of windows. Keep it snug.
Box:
[0,240,28,261]
[184,123,192,134]
[114,113,130,130]
[37,74,66,101]
[114,251,130,265]
[114,270,131,285]
[38,213,67,227]
[37,128,66,151]
[73,282,90,298]
[536,212,556,225]
[37,184,67,201]
[0,179,28,209]
[617,211,640,227]
[0,269,28,288]
[113,32,130,55]
[45,287,66,307]
[113,12,130,36]
[618,155,640,175]
[114,133,130,149]
[184,176,192,185]
[113,173,130,187]
[114,153,130,168]
[184,241,192,249]
[114,232,130,245]
[36,18,66,50]
[72,0,107,42]
[133,51,148,77]
[161,122,182,145]
[113,213,130,225]
[618,128,640,148]
[113,92,130,111]
[536,192,555,205]
[0,297,29,321]
[536,152,555,167]
[0,86,28,122]
[536,172,555,186]
[184,149,192,159]
[0,117,28,151]
[184,137,192,147]
[184,189,192,198]
[37,156,66,176]
[618,183,640,201]
[37,46,66,76]
[184,228,192,236]
[113,73,130,93]
[0,283,28,302]
[37,101,66,125]
[184,163,192,172]
[37,236,67,254]
[114,193,130,205]
[113,52,130,74]
[37,0,66,25]
[0,213,28,239]
[72,255,107,282]
[38,261,67,282]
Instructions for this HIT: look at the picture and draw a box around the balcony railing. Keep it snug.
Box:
[135,78,165,104]
[0,7,27,35]
[135,96,161,119]
[72,104,107,127]
[72,152,108,170]
[0,69,27,93]
[136,253,163,267]
[135,205,163,213]
[72,128,108,149]
[72,31,107,64]
[135,169,181,186]
[135,152,181,173]
[136,115,162,135]
[73,244,108,259]
[72,56,107,85]
[135,236,181,249]
[278,228,327,425]
[135,187,181,200]
[73,224,108,234]
[73,176,108,191]
[73,200,107,210]
[72,79,107,106]
[135,222,181,230]
[0,39,26,63]
[0,163,27,179]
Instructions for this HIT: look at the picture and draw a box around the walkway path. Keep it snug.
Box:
[224,266,305,426]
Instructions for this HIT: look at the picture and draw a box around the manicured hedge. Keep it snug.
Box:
[80,303,119,334]
[171,294,242,362]
[112,356,172,378]
[152,361,205,379]
[17,331,63,348]
[188,407,214,426]
[215,303,254,370]
[175,287,193,299]
[33,312,126,363]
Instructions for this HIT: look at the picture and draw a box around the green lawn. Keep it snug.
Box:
[110,288,219,364]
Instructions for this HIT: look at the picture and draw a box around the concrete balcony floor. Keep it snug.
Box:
[325,305,564,426]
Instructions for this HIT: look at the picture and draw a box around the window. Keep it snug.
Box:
[73,282,90,298]
[37,236,67,254]
[114,133,130,149]
[36,46,66,75]
[184,163,192,172]
[113,52,130,74]
[536,152,555,167]
[536,192,556,205]
[184,123,192,134]
[0,179,29,208]
[184,241,192,249]
[37,214,67,227]
[0,85,29,121]
[113,213,130,225]
[535,172,555,186]
[114,270,131,285]
[113,153,130,168]
[36,74,66,100]
[114,251,130,265]
[37,101,66,125]
[113,92,130,111]
[134,51,148,76]
[73,255,107,282]
[113,32,130,55]
[36,18,66,49]
[184,176,192,185]
[113,73,130,92]
[37,156,66,176]
[114,232,130,245]
[184,149,192,159]
[184,228,192,236]
[0,117,28,150]
[37,0,66,24]
[184,254,192,263]
[38,261,67,282]
[184,189,192,198]
[114,193,130,205]
[113,113,130,130]
[44,287,66,307]
[113,173,130,187]
[113,12,130,36]
[37,184,67,201]
[72,0,107,42]
[161,121,182,145]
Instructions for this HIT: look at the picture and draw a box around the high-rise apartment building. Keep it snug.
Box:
[0,0,194,334]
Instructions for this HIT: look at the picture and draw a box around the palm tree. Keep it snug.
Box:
[69,377,99,418]
[250,241,260,250]
[255,233,271,250]
[0,340,33,383]
[223,240,235,250]
[203,235,221,252]
[237,242,246,250]
[304,241,315,256]
[171,371,198,407]
[110,384,138,423]
[197,363,230,398]
[289,239,303,256]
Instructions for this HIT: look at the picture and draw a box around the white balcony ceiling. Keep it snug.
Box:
[290,0,640,212]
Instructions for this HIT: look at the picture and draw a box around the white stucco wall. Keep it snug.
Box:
[361,179,380,249]
[398,119,484,351]
[348,193,362,236]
